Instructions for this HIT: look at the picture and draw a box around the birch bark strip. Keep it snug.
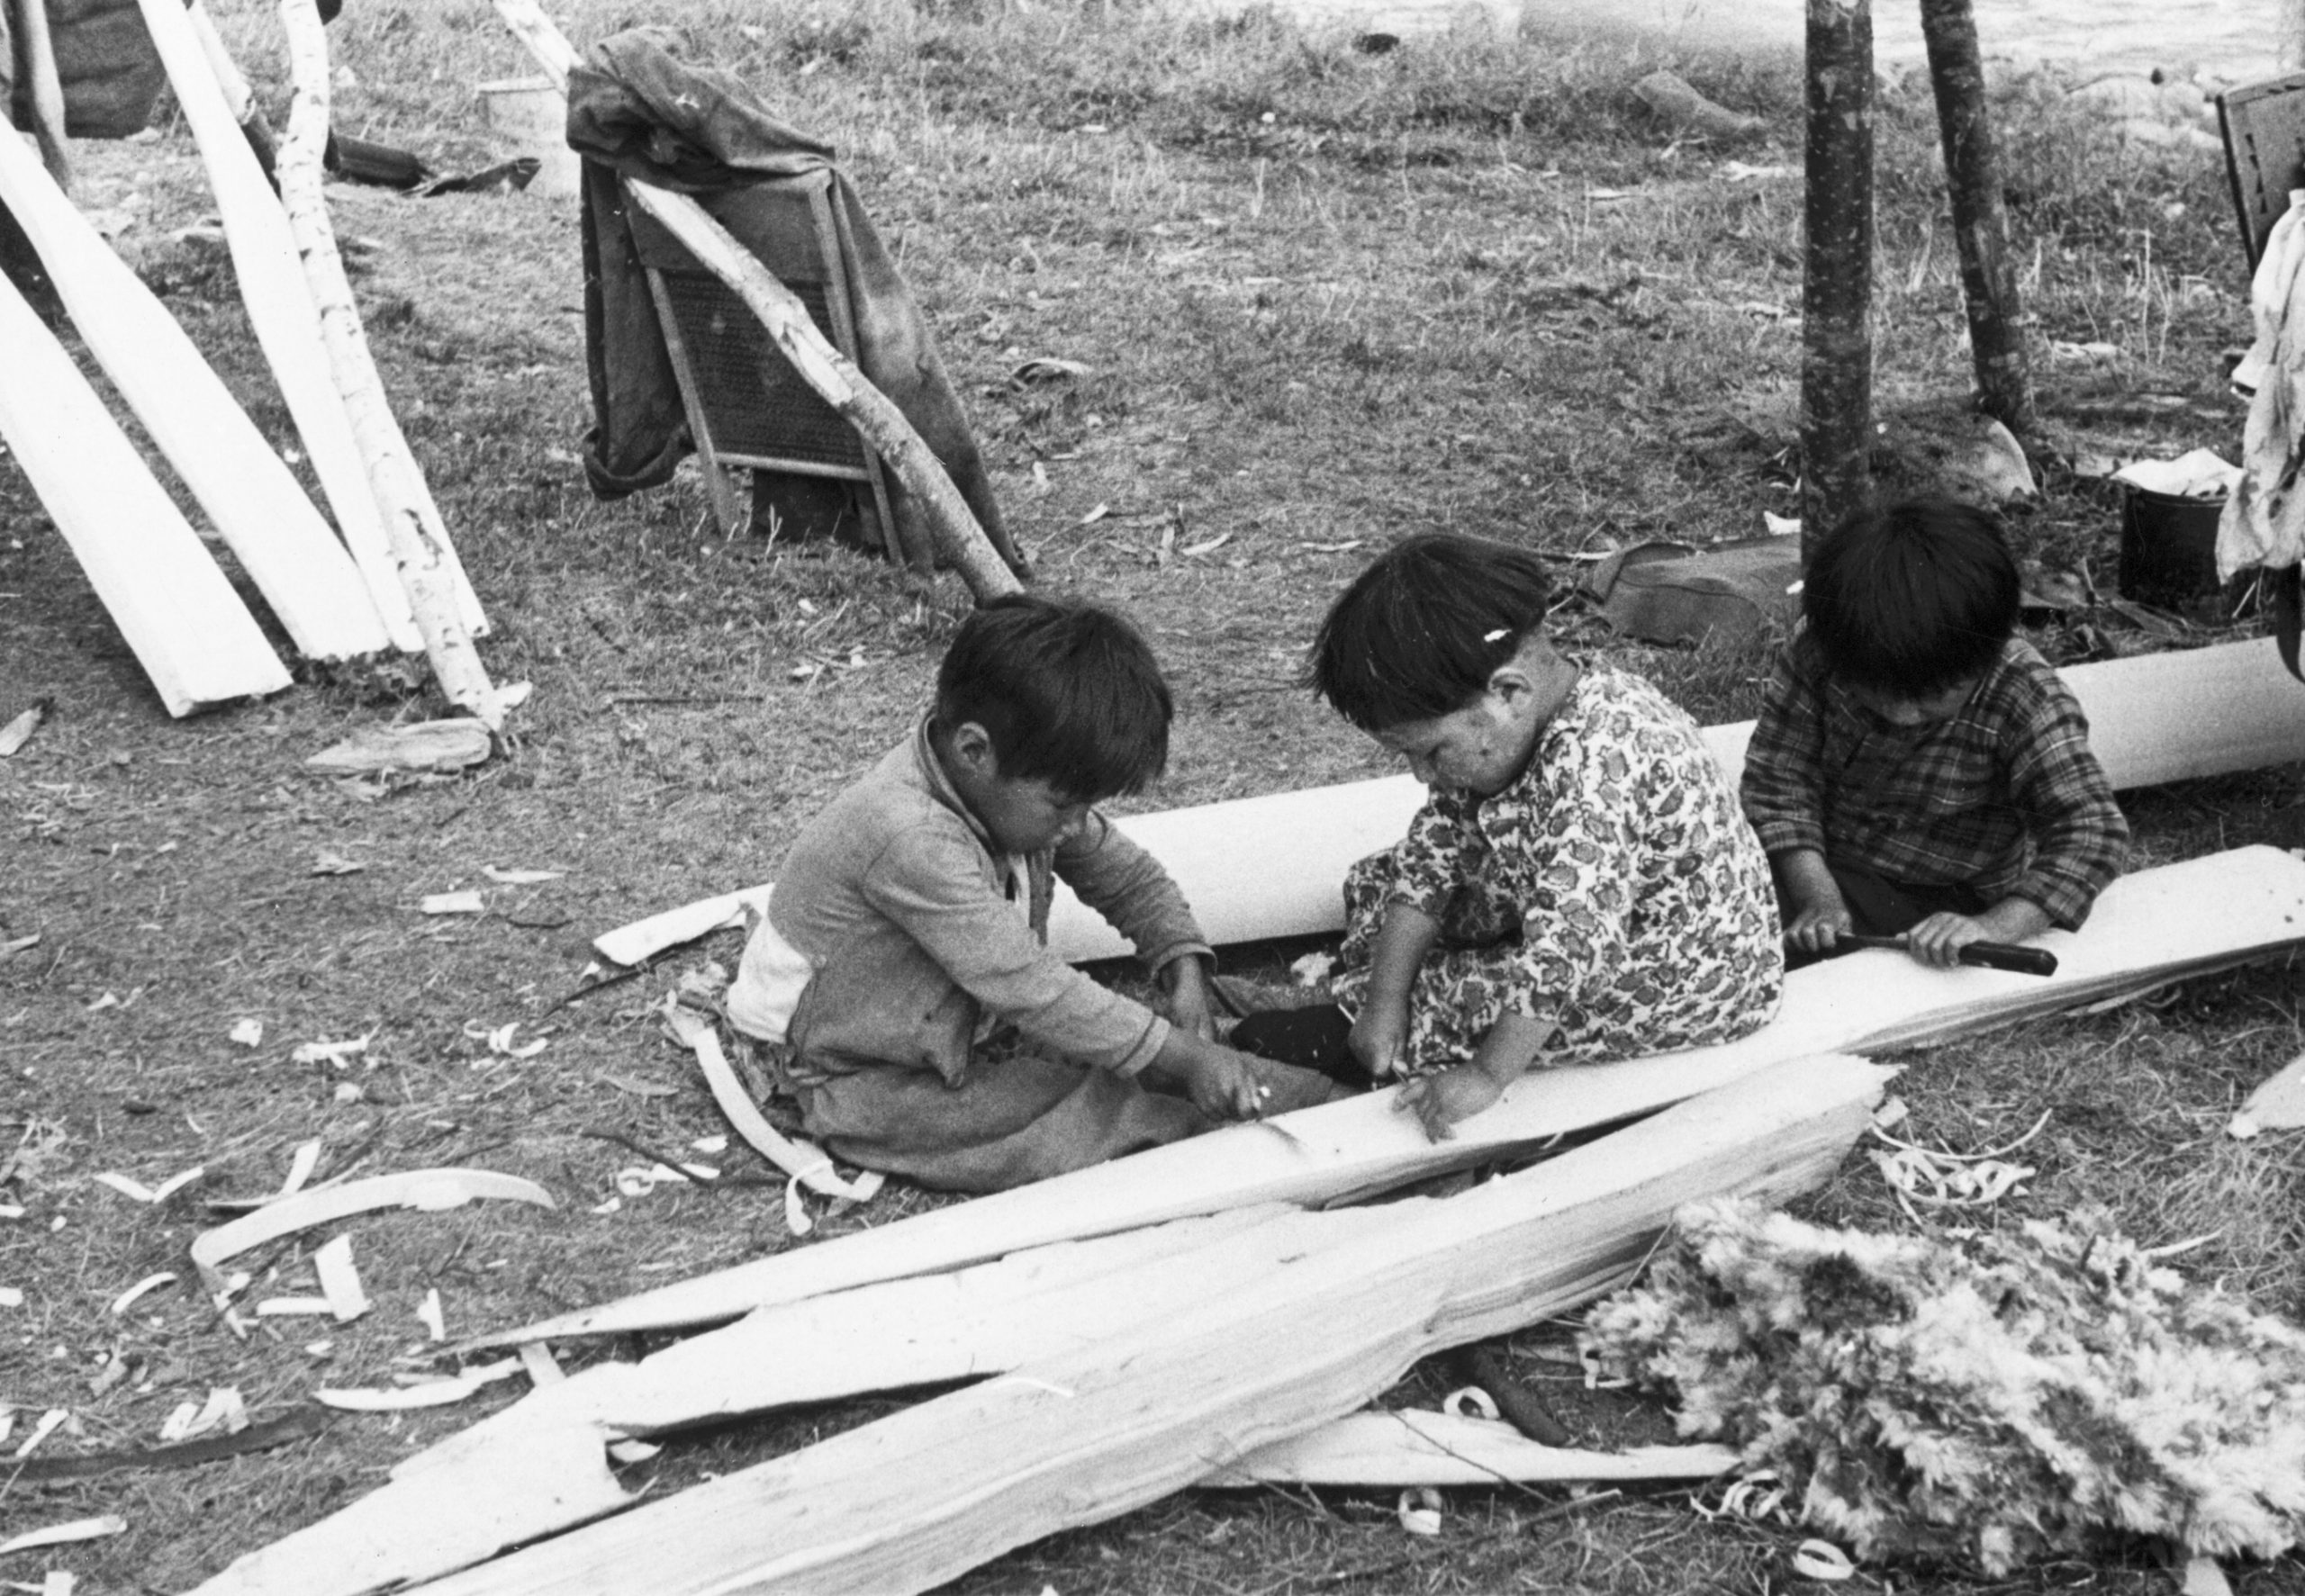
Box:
[277,0,508,726]
[0,266,291,713]
[0,128,392,662]
[134,0,424,652]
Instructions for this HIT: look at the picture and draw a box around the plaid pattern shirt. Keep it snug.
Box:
[1740,636,2127,928]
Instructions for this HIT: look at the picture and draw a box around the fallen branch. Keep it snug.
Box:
[0,129,390,663]
[3,1409,330,1483]
[0,260,292,715]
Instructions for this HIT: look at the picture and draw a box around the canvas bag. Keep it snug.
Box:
[1578,533,1803,647]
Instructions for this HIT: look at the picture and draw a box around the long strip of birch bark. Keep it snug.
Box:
[135,0,426,651]
[0,264,291,713]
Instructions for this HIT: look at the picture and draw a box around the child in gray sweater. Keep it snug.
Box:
[727,594,1338,1193]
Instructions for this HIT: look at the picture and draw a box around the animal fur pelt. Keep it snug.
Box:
[1583,1198,2305,1574]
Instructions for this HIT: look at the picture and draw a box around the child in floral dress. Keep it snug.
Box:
[1232,534,1784,1140]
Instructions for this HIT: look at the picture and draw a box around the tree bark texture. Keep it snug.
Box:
[1921,0,2036,432]
[1801,0,1874,554]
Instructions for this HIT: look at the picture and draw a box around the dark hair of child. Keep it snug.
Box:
[1803,498,2021,698]
[935,592,1173,803]
[1306,532,1556,733]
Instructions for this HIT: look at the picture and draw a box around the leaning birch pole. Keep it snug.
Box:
[1800,0,1874,554]
[16,0,72,188]
[134,0,425,653]
[278,0,509,727]
[186,0,280,180]
[1920,0,2035,433]
[491,0,1026,603]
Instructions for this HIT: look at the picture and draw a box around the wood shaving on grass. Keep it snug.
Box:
[1583,1196,2305,1575]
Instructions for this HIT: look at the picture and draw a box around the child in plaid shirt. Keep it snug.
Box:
[1740,498,2128,968]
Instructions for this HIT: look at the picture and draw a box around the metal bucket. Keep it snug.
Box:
[2119,487,2226,611]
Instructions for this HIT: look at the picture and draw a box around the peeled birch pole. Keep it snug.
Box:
[491,0,1025,603]
[1921,0,2035,432]
[134,0,425,653]
[597,636,2305,970]
[185,0,280,180]
[16,0,71,188]
[0,128,392,663]
[278,0,509,726]
[0,264,291,714]
[1800,0,1874,552]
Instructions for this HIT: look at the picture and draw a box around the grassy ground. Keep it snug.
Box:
[4,0,2303,1590]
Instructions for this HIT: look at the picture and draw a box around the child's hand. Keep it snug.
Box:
[1348,1003,1410,1079]
[1394,1065,1506,1142]
[1906,912,1991,968]
[1775,851,1851,953]
[1908,897,2052,968]
[1785,896,1853,953]
[1158,954,1221,1041]
[1184,1046,1265,1121]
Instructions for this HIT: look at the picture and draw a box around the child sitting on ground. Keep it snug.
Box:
[1232,533,1785,1141]
[724,593,1338,1194]
[1740,498,2128,967]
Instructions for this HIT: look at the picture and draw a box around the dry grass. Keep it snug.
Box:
[1,0,2300,1590]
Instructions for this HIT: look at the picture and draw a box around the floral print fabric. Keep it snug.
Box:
[1333,664,1783,1073]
